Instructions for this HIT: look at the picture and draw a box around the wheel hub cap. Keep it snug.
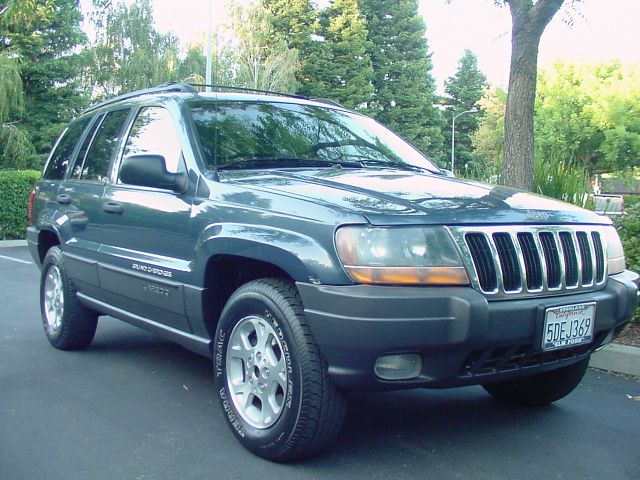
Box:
[43,265,64,334]
[226,316,288,429]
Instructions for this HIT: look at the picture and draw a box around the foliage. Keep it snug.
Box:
[615,203,640,322]
[176,40,208,84]
[533,151,590,206]
[0,48,35,169]
[262,0,315,91]
[536,60,640,175]
[361,0,444,158]
[88,0,180,97]
[0,169,40,239]
[2,0,89,165]
[470,87,506,182]
[226,0,298,92]
[303,0,373,109]
[443,49,487,173]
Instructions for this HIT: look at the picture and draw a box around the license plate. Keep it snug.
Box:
[542,302,596,351]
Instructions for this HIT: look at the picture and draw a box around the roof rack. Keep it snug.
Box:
[310,98,345,108]
[188,83,308,100]
[83,82,198,114]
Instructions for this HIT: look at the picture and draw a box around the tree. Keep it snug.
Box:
[361,0,444,157]
[0,49,34,169]
[471,87,507,180]
[88,0,180,98]
[1,0,88,164]
[443,49,487,173]
[306,0,373,109]
[262,0,316,91]
[535,60,640,174]
[501,0,566,191]
[226,0,299,92]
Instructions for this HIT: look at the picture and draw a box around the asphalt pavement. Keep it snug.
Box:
[1,246,639,480]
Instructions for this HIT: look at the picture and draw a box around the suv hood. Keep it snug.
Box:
[221,168,609,226]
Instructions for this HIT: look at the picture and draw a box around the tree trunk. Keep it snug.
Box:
[502,0,564,191]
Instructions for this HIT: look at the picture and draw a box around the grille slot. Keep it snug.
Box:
[576,232,594,284]
[456,226,609,298]
[517,232,543,290]
[559,232,579,287]
[493,233,521,291]
[592,232,605,282]
[465,233,497,292]
[539,232,561,288]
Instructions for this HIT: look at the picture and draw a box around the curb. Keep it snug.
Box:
[590,343,640,377]
[0,240,27,248]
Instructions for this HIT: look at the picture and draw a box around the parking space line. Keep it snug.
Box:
[0,254,32,265]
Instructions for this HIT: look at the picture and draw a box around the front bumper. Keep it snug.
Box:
[297,270,639,391]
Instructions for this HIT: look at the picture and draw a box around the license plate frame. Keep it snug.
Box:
[542,302,596,352]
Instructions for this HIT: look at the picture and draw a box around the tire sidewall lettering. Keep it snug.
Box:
[215,290,300,453]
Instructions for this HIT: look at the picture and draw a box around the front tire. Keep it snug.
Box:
[482,357,589,406]
[214,278,346,461]
[40,246,98,350]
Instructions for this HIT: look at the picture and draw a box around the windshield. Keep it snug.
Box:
[188,101,440,173]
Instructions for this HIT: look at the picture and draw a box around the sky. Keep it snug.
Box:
[79,0,640,92]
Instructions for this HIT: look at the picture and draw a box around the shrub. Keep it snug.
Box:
[615,203,640,323]
[0,170,41,240]
[533,153,590,207]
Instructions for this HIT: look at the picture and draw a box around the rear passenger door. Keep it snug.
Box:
[100,106,195,332]
[57,108,132,296]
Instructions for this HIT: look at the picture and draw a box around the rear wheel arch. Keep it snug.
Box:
[38,229,61,264]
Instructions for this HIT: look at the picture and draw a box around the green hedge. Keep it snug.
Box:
[0,170,41,240]
[615,203,640,322]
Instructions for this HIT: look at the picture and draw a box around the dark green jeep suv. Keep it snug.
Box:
[27,83,639,461]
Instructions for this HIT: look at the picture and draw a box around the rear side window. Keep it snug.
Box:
[42,118,90,180]
[76,109,130,182]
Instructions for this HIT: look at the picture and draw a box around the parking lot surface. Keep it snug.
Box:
[1,246,639,480]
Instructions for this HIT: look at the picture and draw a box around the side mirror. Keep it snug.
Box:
[119,154,187,193]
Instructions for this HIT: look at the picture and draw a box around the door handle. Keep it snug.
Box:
[56,194,71,205]
[102,201,124,214]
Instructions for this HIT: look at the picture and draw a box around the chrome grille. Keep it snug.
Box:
[448,226,607,299]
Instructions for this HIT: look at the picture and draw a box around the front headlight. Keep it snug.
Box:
[602,226,626,275]
[335,226,470,285]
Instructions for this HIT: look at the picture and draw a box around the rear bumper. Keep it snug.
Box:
[297,270,639,391]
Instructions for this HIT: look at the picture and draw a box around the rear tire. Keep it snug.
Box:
[40,246,98,350]
[214,278,346,461]
[482,358,589,406]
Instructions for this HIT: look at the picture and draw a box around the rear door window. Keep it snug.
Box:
[75,108,131,182]
[42,118,90,180]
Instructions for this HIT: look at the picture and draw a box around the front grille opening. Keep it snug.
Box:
[517,232,543,290]
[559,232,579,287]
[539,232,561,288]
[455,226,608,298]
[493,233,521,291]
[577,232,594,284]
[466,233,497,292]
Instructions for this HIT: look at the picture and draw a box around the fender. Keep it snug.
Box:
[194,223,350,286]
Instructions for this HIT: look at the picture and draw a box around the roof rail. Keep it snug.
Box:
[310,98,345,108]
[188,83,308,100]
[83,82,198,114]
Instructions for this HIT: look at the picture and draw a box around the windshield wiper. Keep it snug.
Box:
[359,159,435,174]
[216,157,363,171]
